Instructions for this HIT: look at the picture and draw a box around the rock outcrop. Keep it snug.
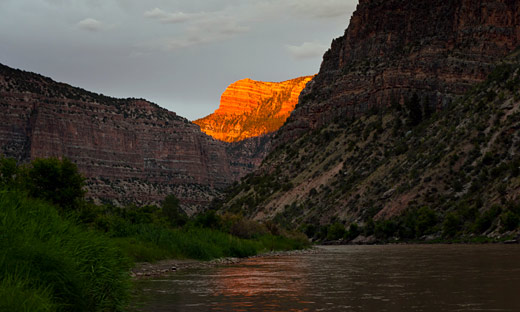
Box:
[277,0,520,144]
[194,76,313,143]
[0,63,233,213]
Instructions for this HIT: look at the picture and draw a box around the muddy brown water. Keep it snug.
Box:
[131,244,520,311]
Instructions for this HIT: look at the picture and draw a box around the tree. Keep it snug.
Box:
[326,222,346,241]
[25,158,85,210]
[161,194,187,227]
[442,212,462,237]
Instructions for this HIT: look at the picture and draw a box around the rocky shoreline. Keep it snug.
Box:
[131,248,320,279]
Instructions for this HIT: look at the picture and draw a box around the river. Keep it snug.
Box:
[131,244,520,311]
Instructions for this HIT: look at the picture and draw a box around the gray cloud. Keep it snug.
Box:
[144,8,200,24]
[143,7,249,50]
[286,42,329,59]
[0,0,357,120]
[254,0,355,20]
[289,0,356,18]
[77,18,104,31]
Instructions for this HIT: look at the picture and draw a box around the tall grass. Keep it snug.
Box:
[107,221,307,262]
[0,190,131,312]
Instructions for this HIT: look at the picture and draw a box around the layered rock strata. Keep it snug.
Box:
[0,63,233,213]
[278,0,520,143]
[194,76,313,143]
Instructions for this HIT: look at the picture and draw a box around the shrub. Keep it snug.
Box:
[415,206,438,237]
[230,218,268,239]
[161,194,187,227]
[344,223,360,241]
[326,222,346,241]
[501,211,520,232]
[442,212,462,237]
[24,158,85,211]
[473,205,502,234]
[193,210,222,229]
[374,219,398,239]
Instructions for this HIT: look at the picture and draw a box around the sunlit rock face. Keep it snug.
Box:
[194,76,314,143]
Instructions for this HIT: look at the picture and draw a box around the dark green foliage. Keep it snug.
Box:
[0,275,56,312]
[301,223,317,238]
[344,223,360,241]
[363,219,375,237]
[501,210,520,232]
[24,158,85,211]
[415,206,438,237]
[0,157,18,188]
[443,212,462,237]
[474,205,502,234]
[81,204,308,262]
[193,210,221,229]
[374,219,398,239]
[326,222,346,241]
[161,194,187,227]
[0,190,131,312]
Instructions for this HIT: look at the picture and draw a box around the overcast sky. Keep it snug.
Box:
[0,0,357,120]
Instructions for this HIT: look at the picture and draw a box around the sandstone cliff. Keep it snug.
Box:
[0,63,233,213]
[194,76,313,143]
[219,0,520,240]
[277,0,520,144]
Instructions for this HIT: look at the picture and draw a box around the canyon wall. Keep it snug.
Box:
[220,0,520,233]
[277,0,520,143]
[0,64,232,213]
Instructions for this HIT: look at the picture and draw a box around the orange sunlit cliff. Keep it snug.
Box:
[194,76,314,143]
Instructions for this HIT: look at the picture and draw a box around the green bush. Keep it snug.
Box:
[161,194,187,227]
[501,211,520,232]
[442,212,462,237]
[374,219,398,239]
[415,206,438,236]
[24,158,85,211]
[326,222,346,241]
[344,223,360,241]
[473,205,502,234]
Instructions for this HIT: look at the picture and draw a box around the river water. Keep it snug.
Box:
[131,245,520,311]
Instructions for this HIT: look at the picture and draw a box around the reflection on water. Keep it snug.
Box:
[131,245,520,311]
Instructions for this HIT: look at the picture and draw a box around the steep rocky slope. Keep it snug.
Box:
[0,63,233,213]
[194,76,313,143]
[219,0,520,239]
[225,134,273,181]
[278,0,520,144]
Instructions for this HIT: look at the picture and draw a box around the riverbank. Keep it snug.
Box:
[319,232,520,246]
[131,248,319,279]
